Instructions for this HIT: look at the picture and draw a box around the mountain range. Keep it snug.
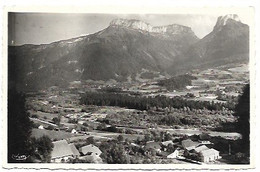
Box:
[8,14,249,91]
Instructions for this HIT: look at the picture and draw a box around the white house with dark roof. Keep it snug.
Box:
[51,140,74,162]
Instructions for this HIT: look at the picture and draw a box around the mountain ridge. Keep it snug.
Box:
[8,15,249,91]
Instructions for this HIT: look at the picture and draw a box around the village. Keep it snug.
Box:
[25,63,248,164]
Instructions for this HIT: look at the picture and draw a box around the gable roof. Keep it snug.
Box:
[194,145,209,153]
[79,144,102,155]
[69,143,80,156]
[200,148,219,157]
[51,140,74,159]
[181,139,199,148]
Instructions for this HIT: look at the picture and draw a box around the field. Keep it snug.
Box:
[31,129,74,140]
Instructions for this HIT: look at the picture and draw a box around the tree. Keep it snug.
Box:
[52,117,60,125]
[234,84,250,154]
[100,141,129,164]
[117,135,124,142]
[31,135,54,162]
[86,136,95,145]
[8,90,32,162]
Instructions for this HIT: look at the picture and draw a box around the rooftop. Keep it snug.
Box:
[51,140,74,159]
[79,144,102,155]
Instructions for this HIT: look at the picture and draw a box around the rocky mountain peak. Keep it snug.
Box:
[110,18,153,31]
[110,18,196,35]
[214,14,242,31]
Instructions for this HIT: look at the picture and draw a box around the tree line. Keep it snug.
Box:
[80,92,235,111]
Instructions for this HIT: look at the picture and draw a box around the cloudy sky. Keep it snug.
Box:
[8,13,249,45]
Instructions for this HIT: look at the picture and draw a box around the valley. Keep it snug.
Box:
[26,62,248,164]
[7,14,250,164]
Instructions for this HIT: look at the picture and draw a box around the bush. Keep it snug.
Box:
[46,125,54,130]
[32,114,38,118]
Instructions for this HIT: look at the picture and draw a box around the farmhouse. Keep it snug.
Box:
[51,140,74,162]
[194,145,209,153]
[79,144,102,157]
[200,148,220,162]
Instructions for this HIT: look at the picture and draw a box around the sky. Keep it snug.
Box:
[8,13,249,45]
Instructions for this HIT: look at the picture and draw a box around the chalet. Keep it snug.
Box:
[181,139,200,151]
[68,143,80,158]
[167,149,179,159]
[79,144,102,157]
[200,148,220,162]
[51,140,74,162]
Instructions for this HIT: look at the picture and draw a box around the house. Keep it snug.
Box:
[51,140,74,162]
[145,141,161,153]
[200,148,221,162]
[79,144,102,157]
[71,129,78,134]
[181,139,200,151]
[194,145,209,153]
[38,125,44,130]
[68,143,80,158]
[167,149,179,159]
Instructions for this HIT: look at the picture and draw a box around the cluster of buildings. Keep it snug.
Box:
[181,139,221,163]
[51,140,102,163]
[142,138,220,163]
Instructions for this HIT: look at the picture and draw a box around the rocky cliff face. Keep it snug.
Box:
[214,14,241,31]
[110,18,197,36]
[179,14,249,68]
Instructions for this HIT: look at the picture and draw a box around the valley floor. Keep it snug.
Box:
[25,63,249,164]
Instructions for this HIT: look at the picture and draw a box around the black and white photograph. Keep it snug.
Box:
[2,5,255,169]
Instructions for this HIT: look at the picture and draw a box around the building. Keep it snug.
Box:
[167,149,179,159]
[51,140,74,162]
[38,125,44,130]
[200,148,220,162]
[194,145,209,153]
[181,139,200,151]
[71,129,78,134]
[79,144,102,157]
[69,143,80,158]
